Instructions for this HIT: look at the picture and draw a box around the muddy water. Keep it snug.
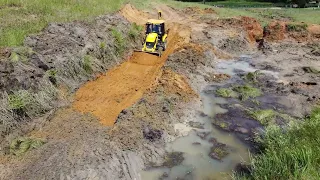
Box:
[140,58,272,180]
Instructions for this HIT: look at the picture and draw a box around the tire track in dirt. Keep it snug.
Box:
[73,4,188,126]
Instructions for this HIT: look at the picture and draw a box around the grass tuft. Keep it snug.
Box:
[82,55,93,74]
[111,28,125,55]
[8,91,33,111]
[10,137,46,156]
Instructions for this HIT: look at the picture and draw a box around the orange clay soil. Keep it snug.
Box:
[73,4,188,126]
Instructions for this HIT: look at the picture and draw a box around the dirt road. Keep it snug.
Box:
[73,4,186,125]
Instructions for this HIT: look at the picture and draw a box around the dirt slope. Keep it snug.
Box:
[73,4,187,126]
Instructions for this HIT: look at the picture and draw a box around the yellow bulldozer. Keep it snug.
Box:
[137,11,168,57]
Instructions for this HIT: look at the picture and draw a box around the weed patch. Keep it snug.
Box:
[249,109,275,126]
[232,85,262,100]
[216,88,235,98]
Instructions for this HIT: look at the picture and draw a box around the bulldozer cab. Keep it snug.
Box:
[145,19,165,38]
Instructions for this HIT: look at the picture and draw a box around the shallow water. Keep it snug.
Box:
[141,59,263,180]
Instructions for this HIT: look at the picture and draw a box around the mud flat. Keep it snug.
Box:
[1,4,320,180]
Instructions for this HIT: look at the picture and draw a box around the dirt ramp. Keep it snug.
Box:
[120,4,150,25]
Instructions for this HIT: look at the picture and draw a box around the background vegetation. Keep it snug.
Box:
[1,0,319,47]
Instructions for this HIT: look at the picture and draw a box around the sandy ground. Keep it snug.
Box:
[0,3,319,180]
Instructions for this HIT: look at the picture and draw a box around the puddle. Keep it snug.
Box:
[140,58,272,180]
[216,57,279,79]
[141,90,249,179]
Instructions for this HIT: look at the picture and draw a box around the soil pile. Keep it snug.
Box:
[206,16,263,43]
[264,21,320,42]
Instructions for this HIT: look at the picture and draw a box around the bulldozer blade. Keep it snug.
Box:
[134,50,161,57]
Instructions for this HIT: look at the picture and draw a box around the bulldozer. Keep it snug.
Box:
[137,11,168,57]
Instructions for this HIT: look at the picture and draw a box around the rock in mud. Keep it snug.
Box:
[212,119,230,131]
[188,121,204,129]
[235,127,249,134]
[208,142,229,161]
[162,152,185,168]
[192,142,201,146]
[195,131,210,140]
[143,126,163,142]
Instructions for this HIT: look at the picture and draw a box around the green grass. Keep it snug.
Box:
[237,107,320,179]
[0,0,127,47]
